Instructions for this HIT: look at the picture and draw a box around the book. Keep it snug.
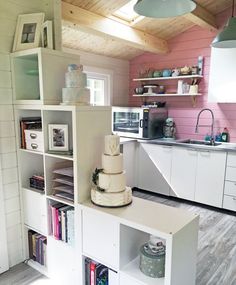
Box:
[96,264,108,285]
[67,208,74,246]
[85,258,91,285]
[90,261,97,285]
[28,230,34,259]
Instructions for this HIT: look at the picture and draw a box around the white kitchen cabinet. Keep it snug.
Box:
[82,208,119,270]
[171,147,197,200]
[22,188,47,234]
[122,141,137,188]
[137,143,172,196]
[195,150,226,208]
[208,48,236,103]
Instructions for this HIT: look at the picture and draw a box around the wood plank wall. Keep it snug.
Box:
[0,0,61,268]
[129,8,236,141]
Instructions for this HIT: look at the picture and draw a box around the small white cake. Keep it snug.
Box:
[91,134,132,207]
[61,64,90,105]
[62,87,90,105]
[65,70,87,88]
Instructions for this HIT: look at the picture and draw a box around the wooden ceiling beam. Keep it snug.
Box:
[184,4,218,31]
[62,1,169,54]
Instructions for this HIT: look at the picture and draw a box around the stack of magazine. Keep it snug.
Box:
[52,166,74,202]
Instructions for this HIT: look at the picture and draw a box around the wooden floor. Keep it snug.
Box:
[1,190,236,285]
[133,190,236,285]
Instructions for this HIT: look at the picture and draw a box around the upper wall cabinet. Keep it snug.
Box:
[11,48,80,105]
[208,48,236,103]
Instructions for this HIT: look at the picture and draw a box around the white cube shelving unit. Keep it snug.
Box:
[79,197,199,285]
[11,48,81,105]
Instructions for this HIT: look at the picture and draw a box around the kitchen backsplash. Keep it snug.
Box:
[129,7,236,142]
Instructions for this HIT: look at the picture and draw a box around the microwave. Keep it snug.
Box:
[112,107,168,139]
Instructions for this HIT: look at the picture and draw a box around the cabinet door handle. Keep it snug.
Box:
[31,143,38,149]
[30,133,37,139]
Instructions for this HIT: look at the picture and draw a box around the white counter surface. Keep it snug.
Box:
[81,196,199,236]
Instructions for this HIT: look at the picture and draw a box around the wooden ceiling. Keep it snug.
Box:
[62,0,232,60]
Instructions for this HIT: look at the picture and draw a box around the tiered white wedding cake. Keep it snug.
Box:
[91,135,132,207]
[61,64,90,105]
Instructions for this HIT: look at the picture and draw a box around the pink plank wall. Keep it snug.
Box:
[129,8,236,141]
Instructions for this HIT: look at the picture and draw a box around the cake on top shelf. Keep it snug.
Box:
[91,135,132,207]
[61,64,90,105]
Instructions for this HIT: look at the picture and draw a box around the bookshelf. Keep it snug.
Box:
[14,103,111,282]
[79,197,199,285]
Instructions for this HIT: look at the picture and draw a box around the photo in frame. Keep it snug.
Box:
[48,124,69,151]
[42,20,53,49]
[12,13,45,52]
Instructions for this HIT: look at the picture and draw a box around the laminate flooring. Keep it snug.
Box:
[133,190,236,285]
[1,190,236,285]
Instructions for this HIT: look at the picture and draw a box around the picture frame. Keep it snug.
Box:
[48,124,69,151]
[41,20,53,49]
[12,13,45,52]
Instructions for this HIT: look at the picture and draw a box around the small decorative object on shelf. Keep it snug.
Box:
[162,69,172,77]
[48,124,69,152]
[29,174,44,191]
[20,117,42,150]
[91,135,132,208]
[139,235,166,278]
[198,56,204,75]
[12,13,45,52]
[61,64,90,105]
[153,70,162,77]
[180,66,192,75]
[41,20,53,49]
[172,68,180,77]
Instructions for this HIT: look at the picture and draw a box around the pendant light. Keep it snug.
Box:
[212,0,236,48]
[133,0,196,18]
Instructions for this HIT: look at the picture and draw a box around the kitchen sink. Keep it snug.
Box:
[178,139,222,146]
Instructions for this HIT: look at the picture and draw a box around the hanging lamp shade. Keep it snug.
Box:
[211,0,236,48]
[133,0,196,18]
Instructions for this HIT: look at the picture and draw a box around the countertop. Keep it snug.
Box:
[81,196,199,236]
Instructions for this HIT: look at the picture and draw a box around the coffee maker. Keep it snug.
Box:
[163,118,176,139]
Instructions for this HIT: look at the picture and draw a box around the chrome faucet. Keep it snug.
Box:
[195,108,215,145]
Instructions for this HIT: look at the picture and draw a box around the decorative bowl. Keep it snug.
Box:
[162,69,172,77]
[153,70,162,77]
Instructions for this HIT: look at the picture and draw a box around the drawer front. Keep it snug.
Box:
[25,129,43,142]
[82,209,119,270]
[224,180,236,196]
[22,189,47,234]
[26,140,44,152]
[227,153,236,167]
[223,195,236,211]
[225,167,236,181]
